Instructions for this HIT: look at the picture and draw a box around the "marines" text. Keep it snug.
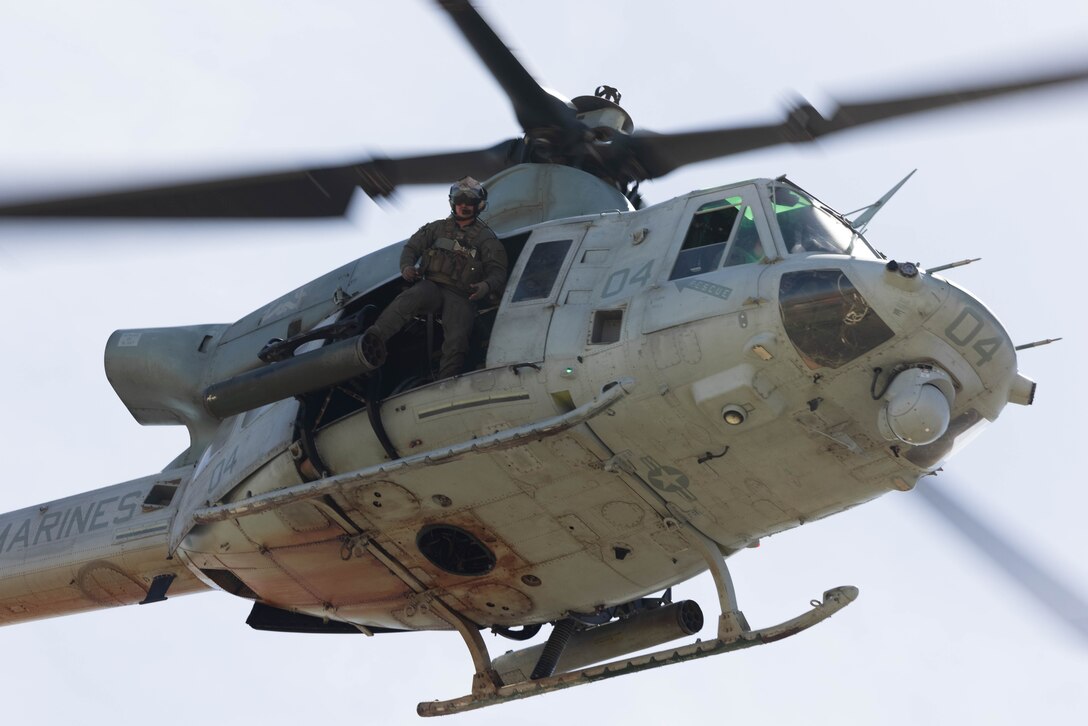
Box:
[0,490,143,555]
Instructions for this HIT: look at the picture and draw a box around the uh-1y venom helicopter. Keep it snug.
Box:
[2,0,1087,718]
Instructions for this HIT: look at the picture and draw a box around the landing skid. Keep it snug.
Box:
[418,585,858,717]
[418,517,858,717]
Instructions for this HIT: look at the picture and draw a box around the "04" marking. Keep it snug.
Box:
[943,306,1003,366]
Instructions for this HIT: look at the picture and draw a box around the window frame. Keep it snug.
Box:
[663,186,770,284]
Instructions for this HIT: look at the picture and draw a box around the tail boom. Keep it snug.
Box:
[0,468,208,626]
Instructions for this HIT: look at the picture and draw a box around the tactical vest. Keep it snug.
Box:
[423,232,485,293]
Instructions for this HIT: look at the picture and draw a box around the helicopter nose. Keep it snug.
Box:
[868,258,1031,412]
[912,268,1030,410]
[777,259,1030,468]
[874,262,1034,468]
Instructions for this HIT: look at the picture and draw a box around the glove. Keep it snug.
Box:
[468,281,489,301]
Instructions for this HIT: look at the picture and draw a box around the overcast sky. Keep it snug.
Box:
[1,1,1086,724]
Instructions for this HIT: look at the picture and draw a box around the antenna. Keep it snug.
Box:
[848,170,917,233]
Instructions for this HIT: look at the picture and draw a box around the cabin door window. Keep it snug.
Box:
[487,226,585,366]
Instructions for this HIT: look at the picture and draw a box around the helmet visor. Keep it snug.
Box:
[451,190,482,205]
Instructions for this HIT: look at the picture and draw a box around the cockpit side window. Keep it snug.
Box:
[669,196,765,281]
[722,207,764,267]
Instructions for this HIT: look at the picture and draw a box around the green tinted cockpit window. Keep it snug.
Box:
[723,206,764,267]
[773,185,877,259]
[670,196,765,280]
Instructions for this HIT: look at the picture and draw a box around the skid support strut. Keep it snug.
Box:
[676,522,751,641]
[429,599,503,698]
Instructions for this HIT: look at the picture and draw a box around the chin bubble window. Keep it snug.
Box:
[779,268,894,369]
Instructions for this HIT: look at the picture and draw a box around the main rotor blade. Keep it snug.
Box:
[435,0,582,133]
[627,62,1088,180]
[0,141,521,218]
[914,479,1088,645]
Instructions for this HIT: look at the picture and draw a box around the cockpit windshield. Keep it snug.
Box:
[772,184,879,260]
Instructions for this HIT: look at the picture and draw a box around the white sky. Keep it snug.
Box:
[1,1,1086,724]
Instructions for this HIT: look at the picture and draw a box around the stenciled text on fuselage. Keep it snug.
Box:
[0,490,143,556]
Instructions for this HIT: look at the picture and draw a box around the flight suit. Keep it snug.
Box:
[369,216,507,379]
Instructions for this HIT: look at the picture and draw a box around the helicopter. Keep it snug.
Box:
[2,0,1088,722]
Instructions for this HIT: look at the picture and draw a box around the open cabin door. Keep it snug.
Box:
[486,222,588,366]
